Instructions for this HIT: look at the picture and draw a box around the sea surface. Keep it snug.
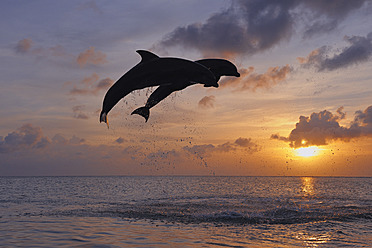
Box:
[0,176,371,247]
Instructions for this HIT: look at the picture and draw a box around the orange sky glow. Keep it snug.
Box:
[1,1,371,176]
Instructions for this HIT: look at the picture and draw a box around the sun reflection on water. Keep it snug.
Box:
[295,232,331,247]
[301,177,314,196]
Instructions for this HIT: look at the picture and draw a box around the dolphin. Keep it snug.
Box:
[131,58,240,122]
[100,50,217,127]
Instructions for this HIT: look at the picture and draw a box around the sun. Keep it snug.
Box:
[295,146,321,158]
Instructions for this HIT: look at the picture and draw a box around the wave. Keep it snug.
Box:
[45,201,371,225]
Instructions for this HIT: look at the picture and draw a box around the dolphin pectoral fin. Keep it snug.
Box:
[136,50,159,64]
[131,107,150,122]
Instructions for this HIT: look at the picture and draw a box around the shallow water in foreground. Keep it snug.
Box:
[1,176,371,247]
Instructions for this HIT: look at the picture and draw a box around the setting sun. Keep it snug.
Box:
[295,146,321,158]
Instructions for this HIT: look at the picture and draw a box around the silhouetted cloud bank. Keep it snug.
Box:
[271,105,372,148]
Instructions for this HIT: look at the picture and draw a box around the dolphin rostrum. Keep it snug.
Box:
[100,50,217,127]
[131,58,240,122]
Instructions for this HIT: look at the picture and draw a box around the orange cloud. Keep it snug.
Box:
[77,47,107,67]
[69,73,113,96]
[220,65,291,91]
[15,38,33,53]
[198,95,215,108]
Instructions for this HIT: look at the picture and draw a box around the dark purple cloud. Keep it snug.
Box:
[271,106,372,148]
[0,124,89,155]
[298,32,372,71]
[301,0,366,38]
[157,0,368,56]
[0,124,50,153]
[115,137,126,144]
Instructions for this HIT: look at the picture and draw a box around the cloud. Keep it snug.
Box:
[157,0,296,56]
[14,39,109,69]
[15,38,33,53]
[14,38,71,57]
[234,137,256,148]
[220,65,291,91]
[72,105,89,119]
[0,124,88,154]
[77,47,107,67]
[145,149,179,162]
[69,135,85,144]
[0,124,50,153]
[353,105,372,134]
[298,32,372,71]
[0,125,260,175]
[198,95,215,108]
[69,73,113,96]
[52,134,85,145]
[301,0,367,38]
[115,137,126,144]
[156,0,368,56]
[183,144,215,156]
[271,106,372,148]
[96,78,113,90]
[77,0,103,14]
[183,137,260,156]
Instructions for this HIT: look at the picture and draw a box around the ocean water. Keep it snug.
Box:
[0,176,371,247]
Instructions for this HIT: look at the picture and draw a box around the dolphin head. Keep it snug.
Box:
[100,84,126,128]
[99,111,109,128]
[220,66,240,77]
[218,61,240,77]
[195,59,240,82]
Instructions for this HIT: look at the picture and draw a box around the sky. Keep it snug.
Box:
[1,0,372,176]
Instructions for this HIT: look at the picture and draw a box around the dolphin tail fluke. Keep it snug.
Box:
[131,107,150,122]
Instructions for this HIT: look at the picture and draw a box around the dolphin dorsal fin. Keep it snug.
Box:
[136,50,159,64]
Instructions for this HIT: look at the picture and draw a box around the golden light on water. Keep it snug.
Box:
[295,146,321,158]
[301,177,314,196]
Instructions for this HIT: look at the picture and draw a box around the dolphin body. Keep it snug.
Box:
[100,50,217,127]
[131,56,240,122]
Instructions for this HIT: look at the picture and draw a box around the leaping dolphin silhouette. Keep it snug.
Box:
[131,58,240,122]
[100,50,217,127]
